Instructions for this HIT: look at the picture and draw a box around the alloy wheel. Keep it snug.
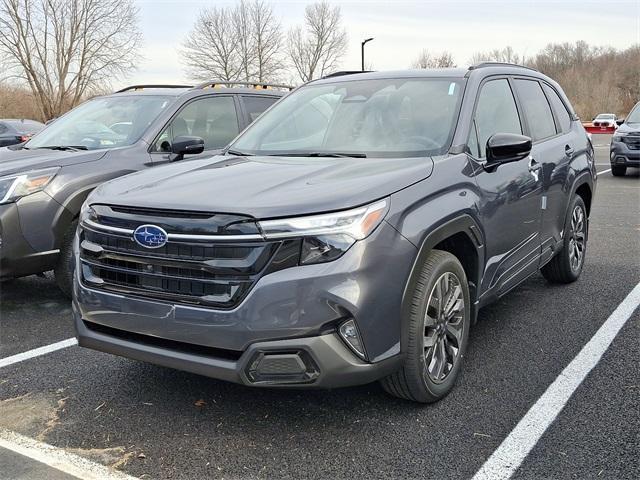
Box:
[568,204,586,272]
[423,272,465,384]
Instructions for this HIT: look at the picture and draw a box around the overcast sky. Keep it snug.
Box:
[129,0,640,89]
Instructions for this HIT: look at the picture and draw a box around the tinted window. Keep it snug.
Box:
[241,95,278,122]
[153,96,239,152]
[542,84,571,133]
[0,123,8,134]
[474,79,522,158]
[232,78,464,158]
[514,79,556,141]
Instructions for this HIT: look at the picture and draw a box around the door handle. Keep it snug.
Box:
[528,156,540,171]
[565,145,574,156]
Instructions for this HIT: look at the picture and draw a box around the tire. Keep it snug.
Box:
[611,165,626,177]
[380,250,471,403]
[54,220,78,298]
[541,195,587,284]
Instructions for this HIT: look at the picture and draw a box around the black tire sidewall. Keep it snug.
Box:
[406,251,471,401]
[54,220,78,297]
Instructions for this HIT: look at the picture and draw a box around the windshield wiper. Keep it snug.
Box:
[36,145,88,151]
[225,149,254,156]
[271,152,367,158]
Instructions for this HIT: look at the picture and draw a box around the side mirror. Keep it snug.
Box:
[616,118,625,126]
[486,133,532,167]
[170,136,204,161]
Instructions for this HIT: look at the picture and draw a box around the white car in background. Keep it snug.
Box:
[592,113,618,129]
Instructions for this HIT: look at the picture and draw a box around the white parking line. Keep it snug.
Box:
[597,168,611,176]
[0,428,139,480]
[472,282,640,480]
[0,338,77,368]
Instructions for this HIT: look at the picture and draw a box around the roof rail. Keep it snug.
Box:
[467,62,539,73]
[194,81,294,91]
[322,70,373,79]
[116,84,193,93]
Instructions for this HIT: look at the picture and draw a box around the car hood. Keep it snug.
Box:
[617,122,640,134]
[0,146,108,176]
[91,155,435,218]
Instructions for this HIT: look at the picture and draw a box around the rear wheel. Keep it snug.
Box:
[54,220,78,298]
[541,196,587,284]
[611,165,626,177]
[380,250,470,403]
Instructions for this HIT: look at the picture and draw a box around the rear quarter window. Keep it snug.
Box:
[513,79,556,141]
[241,95,279,123]
[542,84,572,133]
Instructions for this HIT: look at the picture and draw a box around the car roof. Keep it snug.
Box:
[0,119,44,125]
[104,83,289,99]
[308,64,556,87]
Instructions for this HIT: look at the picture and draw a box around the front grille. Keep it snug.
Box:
[622,136,640,150]
[79,206,298,309]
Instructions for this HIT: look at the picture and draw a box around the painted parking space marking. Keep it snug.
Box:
[472,281,640,480]
[0,428,139,480]
[0,338,77,368]
[597,168,611,176]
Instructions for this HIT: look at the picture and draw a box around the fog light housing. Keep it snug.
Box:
[338,319,366,360]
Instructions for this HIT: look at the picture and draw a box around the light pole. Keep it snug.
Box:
[361,37,374,71]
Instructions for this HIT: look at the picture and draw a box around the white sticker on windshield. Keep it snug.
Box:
[448,83,456,96]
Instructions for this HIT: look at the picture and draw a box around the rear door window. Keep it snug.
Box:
[514,79,556,141]
[241,95,278,123]
[153,96,240,152]
[473,79,522,158]
[542,84,572,133]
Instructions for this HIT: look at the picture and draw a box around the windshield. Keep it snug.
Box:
[230,78,464,158]
[26,95,173,150]
[626,104,640,124]
[596,114,615,119]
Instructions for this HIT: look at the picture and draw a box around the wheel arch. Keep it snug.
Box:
[400,214,485,354]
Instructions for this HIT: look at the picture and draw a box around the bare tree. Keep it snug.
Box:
[251,0,284,81]
[411,49,456,68]
[469,46,523,65]
[182,0,283,83]
[287,1,348,82]
[0,0,141,120]
[182,7,242,82]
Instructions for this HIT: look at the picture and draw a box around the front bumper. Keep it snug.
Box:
[74,311,402,388]
[0,201,59,279]
[610,140,640,167]
[73,221,417,387]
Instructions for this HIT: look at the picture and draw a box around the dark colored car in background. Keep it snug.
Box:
[74,64,596,403]
[0,119,44,147]
[0,82,287,294]
[610,101,640,176]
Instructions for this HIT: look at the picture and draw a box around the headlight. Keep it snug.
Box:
[259,199,389,265]
[612,134,623,142]
[0,167,60,204]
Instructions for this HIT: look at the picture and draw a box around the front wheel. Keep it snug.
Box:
[54,220,78,298]
[541,195,587,284]
[611,165,626,177]
[380,250,470,403]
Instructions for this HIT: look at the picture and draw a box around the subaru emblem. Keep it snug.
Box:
[133,224,168,249]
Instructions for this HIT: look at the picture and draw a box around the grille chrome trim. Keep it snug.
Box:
[83,218,265,242]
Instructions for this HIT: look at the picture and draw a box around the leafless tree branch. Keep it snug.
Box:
[0,0,141,119]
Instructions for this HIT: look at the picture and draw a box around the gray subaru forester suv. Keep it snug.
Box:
[0,82,285,295]
[74,65,596,402]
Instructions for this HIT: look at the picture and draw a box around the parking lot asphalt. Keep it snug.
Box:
[1,135,638,480]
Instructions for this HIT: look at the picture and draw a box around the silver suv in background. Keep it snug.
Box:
[0,82,287,294]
